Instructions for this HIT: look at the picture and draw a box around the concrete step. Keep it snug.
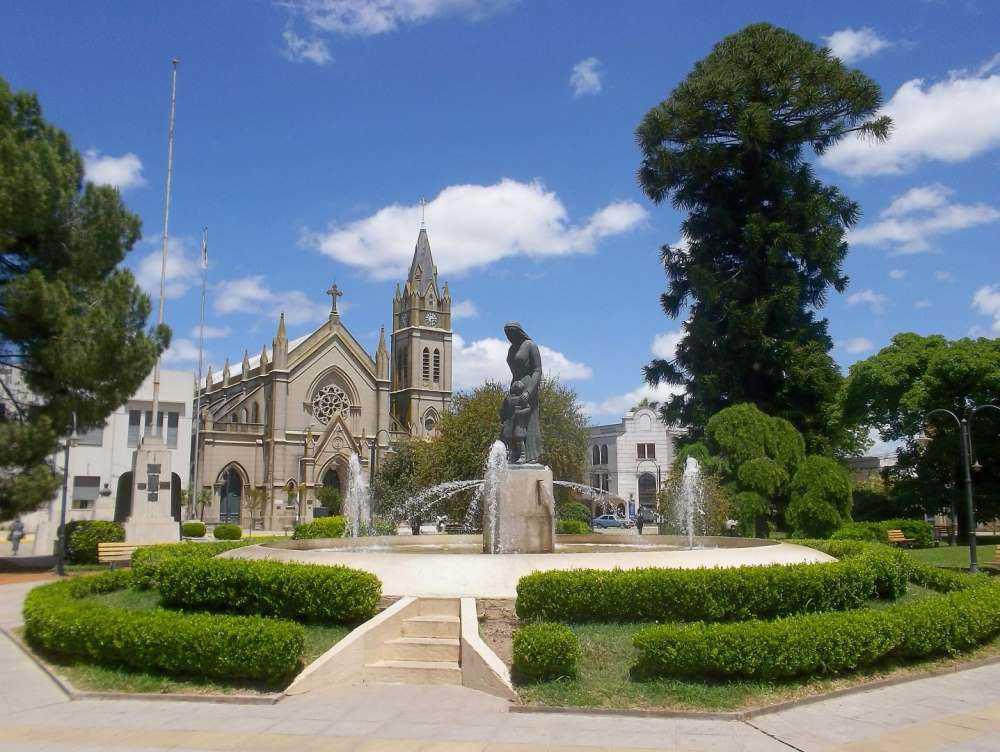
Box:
[382,636,460,662]
[365,659,462,685]
[417,597,461,617]
[402,615,460,639]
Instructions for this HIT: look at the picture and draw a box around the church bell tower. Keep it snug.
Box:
[390,227,452,436]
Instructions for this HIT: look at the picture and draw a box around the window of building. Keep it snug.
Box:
[424,413,436,432]
[601,474,610,492]
[637,443,656,460]
[432,349,441,383]
[166,411,179,448]
[600,444,609,465]
[72,475,100,510]
[592,445,600,466]
[422,348,430,380]
[591,473,600,490]
[77,422,104,447]
[127,410,141,448]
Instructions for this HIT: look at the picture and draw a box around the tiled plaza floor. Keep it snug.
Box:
[2,582,998,751]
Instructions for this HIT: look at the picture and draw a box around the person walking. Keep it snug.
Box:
[7,518,25,556]
[636,512,645,536]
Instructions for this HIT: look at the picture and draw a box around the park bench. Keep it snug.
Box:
[886,529,914,547]
[933,524,953,543]
[989,545,1000,568]
[97,542,139,567]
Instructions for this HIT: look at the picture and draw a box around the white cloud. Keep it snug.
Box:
[281,0,514,36]
[842,337,875,355]
[281,28,332,64]
[914,299,932,309]
[823,27,891,63]
[888,269,906,280]
[451,332,591,390]
[935,270,953,281]
[821,64,1000,176]
[650,330,682,361]
[451,300,478,319]
[867,427,901,457]
[570,57,602,97]
[846,289,888,314]
[134,237,200,300]
[972,284,1000,333]
[190,324,231,340]
[162,337,204,366]
[309,179,647,279]
[582,382,683,421]
[848,184,1000,254]
[83,150,145,190]
[213,275,329,326]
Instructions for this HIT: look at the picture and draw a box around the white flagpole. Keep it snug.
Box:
[149,58,179,440]
[189,226,207,516]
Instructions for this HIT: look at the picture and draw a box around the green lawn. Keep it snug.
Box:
[36,588,351,695]
[908,544,998,569]
[517,619,1000,712]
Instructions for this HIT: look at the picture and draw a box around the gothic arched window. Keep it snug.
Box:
[432,349,441,383]
[592,445,600,466]
[311,383,350,425]
[422,348,430,381]
[600,444,609,465]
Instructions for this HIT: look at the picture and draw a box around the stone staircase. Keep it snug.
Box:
[364,597,462,685]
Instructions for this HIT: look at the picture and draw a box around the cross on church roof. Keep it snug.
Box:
[419,198,427,228]
[326,282,343,315]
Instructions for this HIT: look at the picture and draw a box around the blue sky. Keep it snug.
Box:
[2,0,999,426]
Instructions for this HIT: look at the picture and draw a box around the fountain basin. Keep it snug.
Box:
[224,535,834,598]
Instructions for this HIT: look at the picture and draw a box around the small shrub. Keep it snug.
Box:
[131,540,261,589]
[22,571,303,684]
[181,521,207,538]
[316,485,343,515]
[64,520,125,564]
[556,502,592,525]
[832,519,933,548]
[556,519,591,535]
[292,515,346,539]
[512,623,580,682]
[156,556,381,623]
[213,523,242,540]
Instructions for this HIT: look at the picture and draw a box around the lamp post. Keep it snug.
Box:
[920,404,999,574]
[55,413,78,577]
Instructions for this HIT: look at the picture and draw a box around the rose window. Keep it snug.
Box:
[312,384,350,425]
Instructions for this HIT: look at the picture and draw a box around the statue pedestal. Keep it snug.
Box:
[123,435,179,545]
[483,464,555,554]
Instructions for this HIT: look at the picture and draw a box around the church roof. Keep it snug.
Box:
[407,228,436,296]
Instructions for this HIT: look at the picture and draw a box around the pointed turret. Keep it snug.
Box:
[407,228,437,297]
[241,349,250,380]
[272,312,288,370]
[205,366,213,390]
[259,344,269,371]
[376,326,389,380]
[222,358,231,387]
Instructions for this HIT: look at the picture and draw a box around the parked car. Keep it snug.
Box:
[592,514,633,529]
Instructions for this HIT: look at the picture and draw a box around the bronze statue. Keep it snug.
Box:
[500,321,543,464]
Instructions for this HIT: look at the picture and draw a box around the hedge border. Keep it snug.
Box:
[131,540,271,589]
[22,571,304,685]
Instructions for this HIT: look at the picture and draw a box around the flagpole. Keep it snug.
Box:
[149,58,179,440]
[189,226,207,517]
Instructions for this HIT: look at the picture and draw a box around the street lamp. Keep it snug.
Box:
[55,413,78,577]
[920,404,1000,574]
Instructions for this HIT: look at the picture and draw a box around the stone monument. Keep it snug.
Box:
[485,322,555,554]
[123,433,180,544]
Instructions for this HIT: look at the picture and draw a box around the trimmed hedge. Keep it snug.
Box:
[22,571,303,684]
[156,556,381,623]
[516,544,908,623]
[512,623,580,682]
[181,521,207,538]
[213,523,242,540]
[632,578,1000,680]
[556,519,591,535]
[292,515,347,539]
[131,540,262,589]
[831,519,934,548]
[65,520,125,564]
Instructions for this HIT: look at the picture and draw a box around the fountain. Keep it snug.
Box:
[343,453,372,537]
[677,456,703,549]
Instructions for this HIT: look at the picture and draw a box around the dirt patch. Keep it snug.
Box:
[0,572,57,585]
[477,598,517,666]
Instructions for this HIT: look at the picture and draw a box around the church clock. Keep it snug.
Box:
[424,312,439,327]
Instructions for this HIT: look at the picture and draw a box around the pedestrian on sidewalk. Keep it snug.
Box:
[7,518,24,555]
[636,512,645,536]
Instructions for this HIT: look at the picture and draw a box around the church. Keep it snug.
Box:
[191,228,453,529]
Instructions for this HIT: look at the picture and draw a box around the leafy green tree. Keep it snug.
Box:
[786,456,853,538]
[0,76,167,520]
[316,485,342,515]
[637,23,890,453]
[841,333,1000,534]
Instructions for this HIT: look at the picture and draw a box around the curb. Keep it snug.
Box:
[510,653,1000,721]
[2,627,281,706]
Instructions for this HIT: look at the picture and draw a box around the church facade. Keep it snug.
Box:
[191,228,453,529]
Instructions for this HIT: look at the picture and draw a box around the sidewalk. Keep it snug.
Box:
[1,581,998,751]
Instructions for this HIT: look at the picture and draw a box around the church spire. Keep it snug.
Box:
[259,344,269,371]
[376,326,389,380]
[407,227,437,297]
[272,312,288,370]
[222,358,231,387]
[241,349,250,379]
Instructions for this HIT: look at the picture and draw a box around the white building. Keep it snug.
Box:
[586,406,684,519]
[32,369,194,554]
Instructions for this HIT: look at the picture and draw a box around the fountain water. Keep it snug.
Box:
[677,456,703,549]
[480,441,511,553]
[343,453,372,537]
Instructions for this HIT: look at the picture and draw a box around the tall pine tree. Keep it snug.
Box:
[0,76,169,519]
[637,23,890,453]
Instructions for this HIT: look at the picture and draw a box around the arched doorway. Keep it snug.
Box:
[637,472,657,510]
[218,466,243,523]
[317,463,343,517]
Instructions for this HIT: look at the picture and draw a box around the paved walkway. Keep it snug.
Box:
[1,582,998,751]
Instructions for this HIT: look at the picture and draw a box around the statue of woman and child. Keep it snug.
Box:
[499,321,543,465]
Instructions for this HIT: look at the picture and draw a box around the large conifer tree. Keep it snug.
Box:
[637,23,890,452]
